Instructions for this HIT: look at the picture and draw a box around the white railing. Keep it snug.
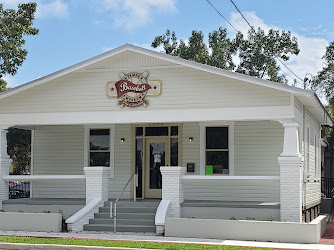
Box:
[66,199,102,231]
[155,200,170,235]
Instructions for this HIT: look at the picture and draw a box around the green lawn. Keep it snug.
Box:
[0,236,290,250]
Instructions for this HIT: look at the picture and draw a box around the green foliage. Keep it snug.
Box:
[151,29,178,56]
[313,41,334,101]
[236,28,299,83]
[0,2,39,77]
[0,78,6,92]
[6,128,31,174]
[152,27,299,83]
[208,28,238,70]
[152,28,236,70]
[178,31,209,64]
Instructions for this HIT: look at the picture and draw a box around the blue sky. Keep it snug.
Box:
[2,0,334,96]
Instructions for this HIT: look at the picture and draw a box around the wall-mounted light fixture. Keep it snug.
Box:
[189,137,193,142]
[121,138,125,143]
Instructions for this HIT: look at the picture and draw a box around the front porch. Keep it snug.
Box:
[0,119,304,233]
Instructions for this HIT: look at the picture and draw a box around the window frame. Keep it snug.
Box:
[84,125,115,178]
[200,122,235,175]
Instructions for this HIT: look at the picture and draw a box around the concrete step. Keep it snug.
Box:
[89,218,155,226]
[104,201,160,208]
[99,206,157,213]
[83,224,156,233]
[94,212,155,220]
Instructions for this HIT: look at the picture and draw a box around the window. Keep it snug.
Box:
[89,129,110,167]
[206,127,229,174]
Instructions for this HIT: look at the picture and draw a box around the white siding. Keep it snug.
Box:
[0,53,290,114]
[183,180,279,202]
[304,111,321,207]
[84,50,177,70]
[32,125,85,198]
[109,124,132,199]
[182,123,200,174]
[181,121,282,202]
[305,182,321,207]
[234,121,283,176]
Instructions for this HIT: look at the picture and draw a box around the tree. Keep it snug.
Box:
[0,2,39,78]
[152,28,236,70]
[0,3,37,174]
[177,31,209,64]
[152,27,299,83]
[151,29,178,56]
[208,27,237,70]
[7,128,31,174]
[236,28,299,83]
[313,41,334,102]
[0,78,6,92]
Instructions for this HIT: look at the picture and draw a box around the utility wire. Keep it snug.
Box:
[228,0,304,83]
[229,0,255,32]
[206,0,239,33]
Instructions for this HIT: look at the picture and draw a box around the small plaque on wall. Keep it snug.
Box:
[187,163,195,172]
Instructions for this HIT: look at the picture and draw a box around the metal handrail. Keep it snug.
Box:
[111,171,138,233]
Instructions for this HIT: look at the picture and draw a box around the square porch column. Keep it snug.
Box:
[278,122,303,223]
[160,166,186,218]
[0,128,12,210]
[84,167,110,204]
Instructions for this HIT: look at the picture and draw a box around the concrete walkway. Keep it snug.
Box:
[0,231,334,250]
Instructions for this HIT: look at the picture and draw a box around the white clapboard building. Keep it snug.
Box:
[0,44,331,234]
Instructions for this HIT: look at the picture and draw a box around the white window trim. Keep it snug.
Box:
[199,121,235,175]
[84,124,115,178]
[305,126,310,175]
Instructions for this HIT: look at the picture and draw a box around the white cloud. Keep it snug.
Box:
[97,0,176,29]
[1,0,69,19]
[36,0,69,19]
[228,11,328,90]
[2,75,18,88]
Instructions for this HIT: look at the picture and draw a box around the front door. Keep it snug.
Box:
[144,138,169,198]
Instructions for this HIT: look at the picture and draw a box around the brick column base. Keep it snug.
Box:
[278,156,303,223]
[160,166,186,218]
[84,167,110,204]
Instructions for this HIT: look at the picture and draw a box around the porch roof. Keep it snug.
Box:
[0,44,331,127]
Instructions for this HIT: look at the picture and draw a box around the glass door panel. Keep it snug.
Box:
[145,138,169,198]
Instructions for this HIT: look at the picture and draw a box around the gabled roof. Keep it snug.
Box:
[0,43,332,126]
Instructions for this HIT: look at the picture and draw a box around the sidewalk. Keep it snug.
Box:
[0,230,334,250]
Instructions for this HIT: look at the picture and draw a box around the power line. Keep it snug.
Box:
[228,0,304,83]
[206,0,239,33]
[229,0,255,32]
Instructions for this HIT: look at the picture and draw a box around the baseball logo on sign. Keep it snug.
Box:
[107,72,161,107]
